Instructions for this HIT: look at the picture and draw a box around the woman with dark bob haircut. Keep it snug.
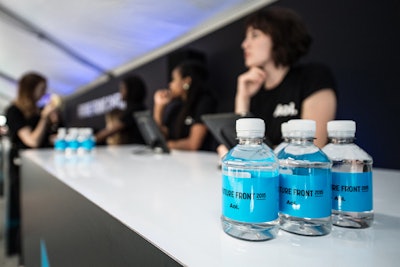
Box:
[217,6,337,156]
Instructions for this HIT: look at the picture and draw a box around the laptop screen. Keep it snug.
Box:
[133,110,170,153]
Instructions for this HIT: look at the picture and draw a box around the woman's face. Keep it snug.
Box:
[169,68,189,98]
[241,26,274,68]
[33,81,46,102]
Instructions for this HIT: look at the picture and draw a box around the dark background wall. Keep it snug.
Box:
[64,0,400,169]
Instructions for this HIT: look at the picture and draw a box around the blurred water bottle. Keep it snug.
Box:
[221,118,279,241]
[78,128,95,154]
[322,120,373,228]
[65,127,79,155]
[54,127,67,152]
[274,122,290,155]
[277,119,332,236]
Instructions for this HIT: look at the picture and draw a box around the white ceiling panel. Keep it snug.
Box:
[0,0,275,111]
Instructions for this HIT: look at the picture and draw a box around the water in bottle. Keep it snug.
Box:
[78,128,95,155]
[277,119,332,236]
[322,120,373,228]
[65,127,79,156]
[221,118,279,241]
[274,122,290,155]
[54,127,67,152]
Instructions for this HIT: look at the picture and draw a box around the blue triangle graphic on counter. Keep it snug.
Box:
[40,239,51,267]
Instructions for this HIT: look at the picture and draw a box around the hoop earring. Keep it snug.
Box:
[183,83,190,90]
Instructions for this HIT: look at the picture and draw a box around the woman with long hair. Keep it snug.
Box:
[95,74,147,145]
[153,60,217,151]
[5,71,58,257]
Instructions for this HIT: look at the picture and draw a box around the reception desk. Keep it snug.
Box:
[21,145,400,267]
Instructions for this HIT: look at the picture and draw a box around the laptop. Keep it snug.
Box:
[202,112,273,150]
[201,112,249,149]
[133,110,170,154]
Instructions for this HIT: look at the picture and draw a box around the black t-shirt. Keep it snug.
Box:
[250,63,337,146]
[163,92,217,151]
[120,104,147,144]
[6,104,51,150]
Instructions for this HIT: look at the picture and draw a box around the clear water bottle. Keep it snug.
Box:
[277,119,332,236]
[322,120,373,228]
[274,122,290,155]
[78,128,95,154]
[221,118,279,241]
[54,127,67,152]
[65,127,79,155]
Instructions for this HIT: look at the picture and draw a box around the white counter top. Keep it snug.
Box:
[21,145,400,267]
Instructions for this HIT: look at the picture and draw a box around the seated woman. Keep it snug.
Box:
[218,7,337,156]
[95,74,147,145]
[104,108,130,145]
[153,60,217,151]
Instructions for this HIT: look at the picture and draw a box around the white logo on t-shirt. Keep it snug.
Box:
[273,102,298,118]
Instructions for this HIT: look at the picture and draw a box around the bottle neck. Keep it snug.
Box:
[288,136,315,145]
[238,137,264,145]
[329,137,355,144]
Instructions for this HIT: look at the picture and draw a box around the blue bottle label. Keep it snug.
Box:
[81,138,95,150]
[222,169,279,223]
[54,139,67,150]
[332,172,373,212]
[279,173,331,218]
[68,140,79,150]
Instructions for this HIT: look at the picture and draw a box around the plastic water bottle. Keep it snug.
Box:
[322,120,373,228]
[78,128,95,154]
[65,127,79,155]
[277,119,332,236]
[274,122,290,155]
[221,118,279,241]
[54,127,67,152]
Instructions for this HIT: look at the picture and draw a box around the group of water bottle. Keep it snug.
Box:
[221,118,373,241]
[54,127,96,155]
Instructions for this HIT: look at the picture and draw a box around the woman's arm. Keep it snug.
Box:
[301,89,337,148]
[235,67,266,114]
[94,120,125,144]
[17,104,55,148]
[153,89,172,137]
[167,123,208,151]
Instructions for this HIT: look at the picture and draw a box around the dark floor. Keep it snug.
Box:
[0,196,19,267]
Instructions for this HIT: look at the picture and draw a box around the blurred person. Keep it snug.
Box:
[95,74,147,145]
[153,60,217,151]
[104,108,129,145]
[47,105,65,144]
[5,71,58,257]
[218,7,337,156]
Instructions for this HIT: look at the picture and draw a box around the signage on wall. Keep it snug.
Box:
[77,92,126,119]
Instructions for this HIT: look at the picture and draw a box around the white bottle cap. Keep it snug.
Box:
[67,127,79,137]
[236,118,265,138]
[287,119,316,138]
[57,127,66,134]
[85,128,93,135]
[57,127,66,137]
[327,120,356,138]
[281,122,289,137]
